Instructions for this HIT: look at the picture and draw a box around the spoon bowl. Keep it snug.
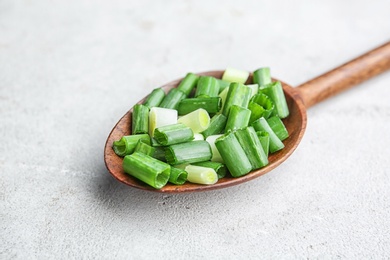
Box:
[104,42,390,193]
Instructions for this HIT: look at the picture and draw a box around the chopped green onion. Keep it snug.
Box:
[152,146,167,162]
[169,167,188,185]
[216,79,230,93]
[184,165,218,185]
[143,88,165,108]
[159,88,186,110]
[112,134,150,157]
[195,76,220,98]
[123,152,170,189]
[261,81,289,118]
[149,107,177,136]
[248,93,274,123]
[154,123,194,146]
[215,132,252,177]
[132,104,149,134]
[256,131,270,157]
[178,97,221,115]
[134,139,155,156]
[193,133,204,141]
[165,140,212,165]
[201,114,227,138]
[251,117,284,153]
[246,84,259,98]
[177,108,210,133]
[222,82,252,116]
[192,161,226,179]
[266,116,288,141]
[253,67,272,87]
[224,105,251,133]
[218,86,230,114]
[177,72,199,97]
[234,127,268,169]
[205,135,224,163]
[222,68,249,84]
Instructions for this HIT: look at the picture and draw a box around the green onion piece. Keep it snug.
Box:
[184,165,218,185]
[151,137,162,147]
[152,146,167,162]
[192,161,226,179]
[261,81,289,118]
[177,72,199,97]
[246,84,259,98]
[195,76,220,98]
[154,123,194,146]
[143,88,165,108]
[112,134,150,157]
[132,104,149,134]
[178,97,221,115]
[165,140,212,165]
[216,79,230,93]
[134,139,155,156]
[193,133,204,141]
[149,107,177,136]
[253,67,272,87]
[215,132,252,177]
[205,135,224,163]
[218,86,229,114]
[159,88,186,110]
[222,82,252,116]
[201,114,227,138]
[248,93,274,123]
[224,105,251,133]
[256,131,270,157]
[169,167,188,185]
[251,117,284,153]
[177,108,210,133]
[222,68,249,84]
[266,116,289,141]
[234,127,268,169]
[123,152,170,189]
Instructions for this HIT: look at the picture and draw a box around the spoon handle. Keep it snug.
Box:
[296,41,390,108]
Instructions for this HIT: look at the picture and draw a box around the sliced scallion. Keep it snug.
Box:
[178,97,221,115]
[159,88,186,110]
[149,107,178,136]
[112,134,150,157]
[266,116,288,141]
[201,114,227,138]
[251,117,284,153]
[253,67,272,87]
[134,139,155,156]
[256,131,270,157]
[261,81,289,118]
[132,104,149,134]
[215,132,252,177]
[165,140,212,165]
[143,88,165,108]
[154,123,194,146]
[195,76,220,98]
[123,152,170,189]
[216,79,230,93]
[177,108,210,133]
[224,105,251,133]
[246,84,259,98]
[205,135,224,163]
[184,165,218,185]
[222,82,252,116]
[248,93,274,123]
[234,127,268,169]
[177,72,199,97]
[169,167,188,185]
[222,68,249,84]
[192,161,226,179]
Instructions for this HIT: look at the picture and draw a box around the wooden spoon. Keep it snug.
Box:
[104,41,390,193]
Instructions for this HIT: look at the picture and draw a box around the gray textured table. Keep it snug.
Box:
[1,0,390,259]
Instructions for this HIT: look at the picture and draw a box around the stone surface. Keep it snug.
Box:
[1,0,390,259]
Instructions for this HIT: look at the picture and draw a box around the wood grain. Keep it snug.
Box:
[297,41,390,108]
